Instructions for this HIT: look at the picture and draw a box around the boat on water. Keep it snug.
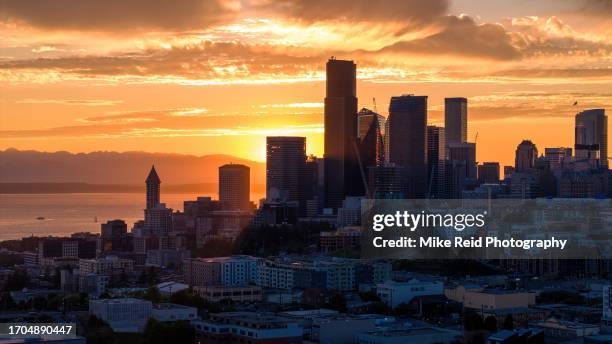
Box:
[36,216,45,220]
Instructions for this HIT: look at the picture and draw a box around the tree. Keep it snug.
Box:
[326,293,347,313]
[4,270,29,291]
[484,315,498,332]
[464,311,484,331]
[81,315,114,344]
[143,319,195,344]
[143,287,161,303]
[359,291,380,302]
[169,290,208,310]
[502,314,514,330]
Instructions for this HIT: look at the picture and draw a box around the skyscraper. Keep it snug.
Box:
[143,166,172,235]
[387,95,428,198]
[445,97,467,145]
[575,109,607,167]
[146,165,160,209]
[324,58,361,209]
[515,140,538,172]
[358,107,385,170]
[426,125,446,198]
[219,164,250,211]
[266,136,306,203]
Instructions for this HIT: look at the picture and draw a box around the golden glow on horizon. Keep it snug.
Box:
[0,1,611,168]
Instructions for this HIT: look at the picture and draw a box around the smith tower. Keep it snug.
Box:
[323,58,360,210]
[145,165,161,209]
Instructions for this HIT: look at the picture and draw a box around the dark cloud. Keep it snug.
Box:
[376,15,521,60]
[253,0,449,23]
[0,0,235,31]
[573,0,612,17]
[0,0,449,32]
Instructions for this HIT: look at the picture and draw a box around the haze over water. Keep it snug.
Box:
[0,192,264,240]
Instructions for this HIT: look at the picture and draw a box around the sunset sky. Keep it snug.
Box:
[0,0,611,168]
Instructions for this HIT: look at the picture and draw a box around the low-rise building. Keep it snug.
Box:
[193,312,302,344]
[531,318,600,339]
[79,256,133,276]
[356,327,461,344]
[194,285,262,303]
[89,298,152,333]
[376,279,444,308]
[145,249,190,268]
[151,303,197,322]
[156,281,189,296]
[183,255,258,287]
[445,285,536,311]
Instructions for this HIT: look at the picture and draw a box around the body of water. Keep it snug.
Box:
[0,192,264,240]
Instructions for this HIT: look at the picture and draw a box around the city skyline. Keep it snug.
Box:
[1,0,611,169]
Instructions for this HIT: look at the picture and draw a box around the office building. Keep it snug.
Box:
[427,125,446,198]
[387,95,428,198]
[266,136,306,205]
[324,58,361,209]
[144,203,173,235]
[358,107,385,171]
[145,165,161,209]
[478,162,500,184]
[445,97,467,145]
[515,140,538,172]
[575,108,607,167]
[448,142,477,179]
[101,219,131,252]
[219,164,250,211]
[195,210,252,247]
[38,237,96,262]
[303,155,320,215]
[545,147,572,170]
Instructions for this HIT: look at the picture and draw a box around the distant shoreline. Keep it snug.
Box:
[0,183,265,194]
